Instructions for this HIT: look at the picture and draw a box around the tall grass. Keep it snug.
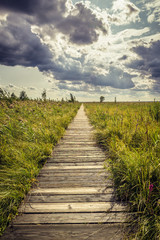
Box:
[0,99,80,235]
[84,102,160,239]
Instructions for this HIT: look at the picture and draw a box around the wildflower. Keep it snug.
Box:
[149,184,154,193]
[147,184,154,202]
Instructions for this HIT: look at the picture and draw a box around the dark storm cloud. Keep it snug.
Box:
[0,19,54,71]
[55,66,135,90]
[0,0,67,24]
[0,0,133,91]
[0,0,108,45]
[119,55,128,61]
[129,40,160,80]
[91,66,135,89]
[56,2,108,45]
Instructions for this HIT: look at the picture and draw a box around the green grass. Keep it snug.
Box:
[84,102,160,239]
[0,99,80,235]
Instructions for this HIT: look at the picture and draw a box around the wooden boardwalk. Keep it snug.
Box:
[2,105,128,240]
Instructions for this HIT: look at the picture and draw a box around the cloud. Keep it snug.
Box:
[0,0,108,45]
[146,0,160,23]
[55,65,135,90]
[0,15,56,73]
[0,0,68,24]
[28,87,37,90]
[56,2,108,45]
[128,40,160,85]
[110,0,140,25]
[119,55,128,60]
[0,0,140,93]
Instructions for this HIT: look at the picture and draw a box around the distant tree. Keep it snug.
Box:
[69,93,76,103]
[100,96,105,103]
[115,97,117,103]
[0,88,4,99]
[19,91,28,100]
[0,88,10,99]
[11,92,17,99]
[42,89,47,101]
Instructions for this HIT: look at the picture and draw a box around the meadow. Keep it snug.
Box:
[0,99,80,235]
[84,102,160,239]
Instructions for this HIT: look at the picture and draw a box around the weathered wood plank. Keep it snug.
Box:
[19,202,128,213]
[40,170,106,174]
[14,212,130,224]
[37,181,111,188]
[1,224,125,240]
[59,141,96,144]
[47,159,105,163]
[31,187,114,195]
[38,172,108,177]
[42,165,104,170]
[52,152,105,157]
[26,194,114,203]
[44,162,105,166]
[37,175,109,181]
[49,156,105,159]
[55,147,103,151]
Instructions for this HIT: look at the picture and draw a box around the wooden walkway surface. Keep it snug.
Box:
[1,104,128,240]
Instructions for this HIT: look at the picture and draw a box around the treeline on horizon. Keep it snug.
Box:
[0,88,77,103]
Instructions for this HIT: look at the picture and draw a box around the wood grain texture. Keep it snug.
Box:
[14,212,130,224]
[1,224,126,240]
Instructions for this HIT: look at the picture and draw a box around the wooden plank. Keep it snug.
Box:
[61,137,94,140]
[40,170,106,174]
[37,178,107,182]
[19,202,128,213]
[52,152,105,156]
[42,165,104,170]
[27,194,114,203]
[44,162,105,166]
[50,156,105,159]
[47,159,105,163]
[59,141,96,144]
[37,175,108,180]
[37,182,111,188]
[1,224,125,240]
[38,172,107,177]
[55,147,102,151]
[14,212,130,224]
[31,187,114,195]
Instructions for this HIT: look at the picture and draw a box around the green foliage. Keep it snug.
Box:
[41,89,47,101]
[0,88,10,100]
[84,102,160,239]
[10,93,17,100]
[69,93,76,103]
[149,102,160,122]
[19,91,28,100]
[100,96,105,103]
[0,100,80,235]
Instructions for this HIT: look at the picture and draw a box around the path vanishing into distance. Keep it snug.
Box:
[2,104,129,240]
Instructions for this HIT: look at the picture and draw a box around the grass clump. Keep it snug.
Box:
[0,99,80,235]
[84,102,160,239]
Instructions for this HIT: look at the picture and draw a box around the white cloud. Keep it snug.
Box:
[110,0,140,25]
[146,0,160,23]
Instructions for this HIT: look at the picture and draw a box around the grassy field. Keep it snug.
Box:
[84,102,160,239]
[0,99,80,235]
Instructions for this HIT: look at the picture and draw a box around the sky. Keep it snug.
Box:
[0,0,160,102]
